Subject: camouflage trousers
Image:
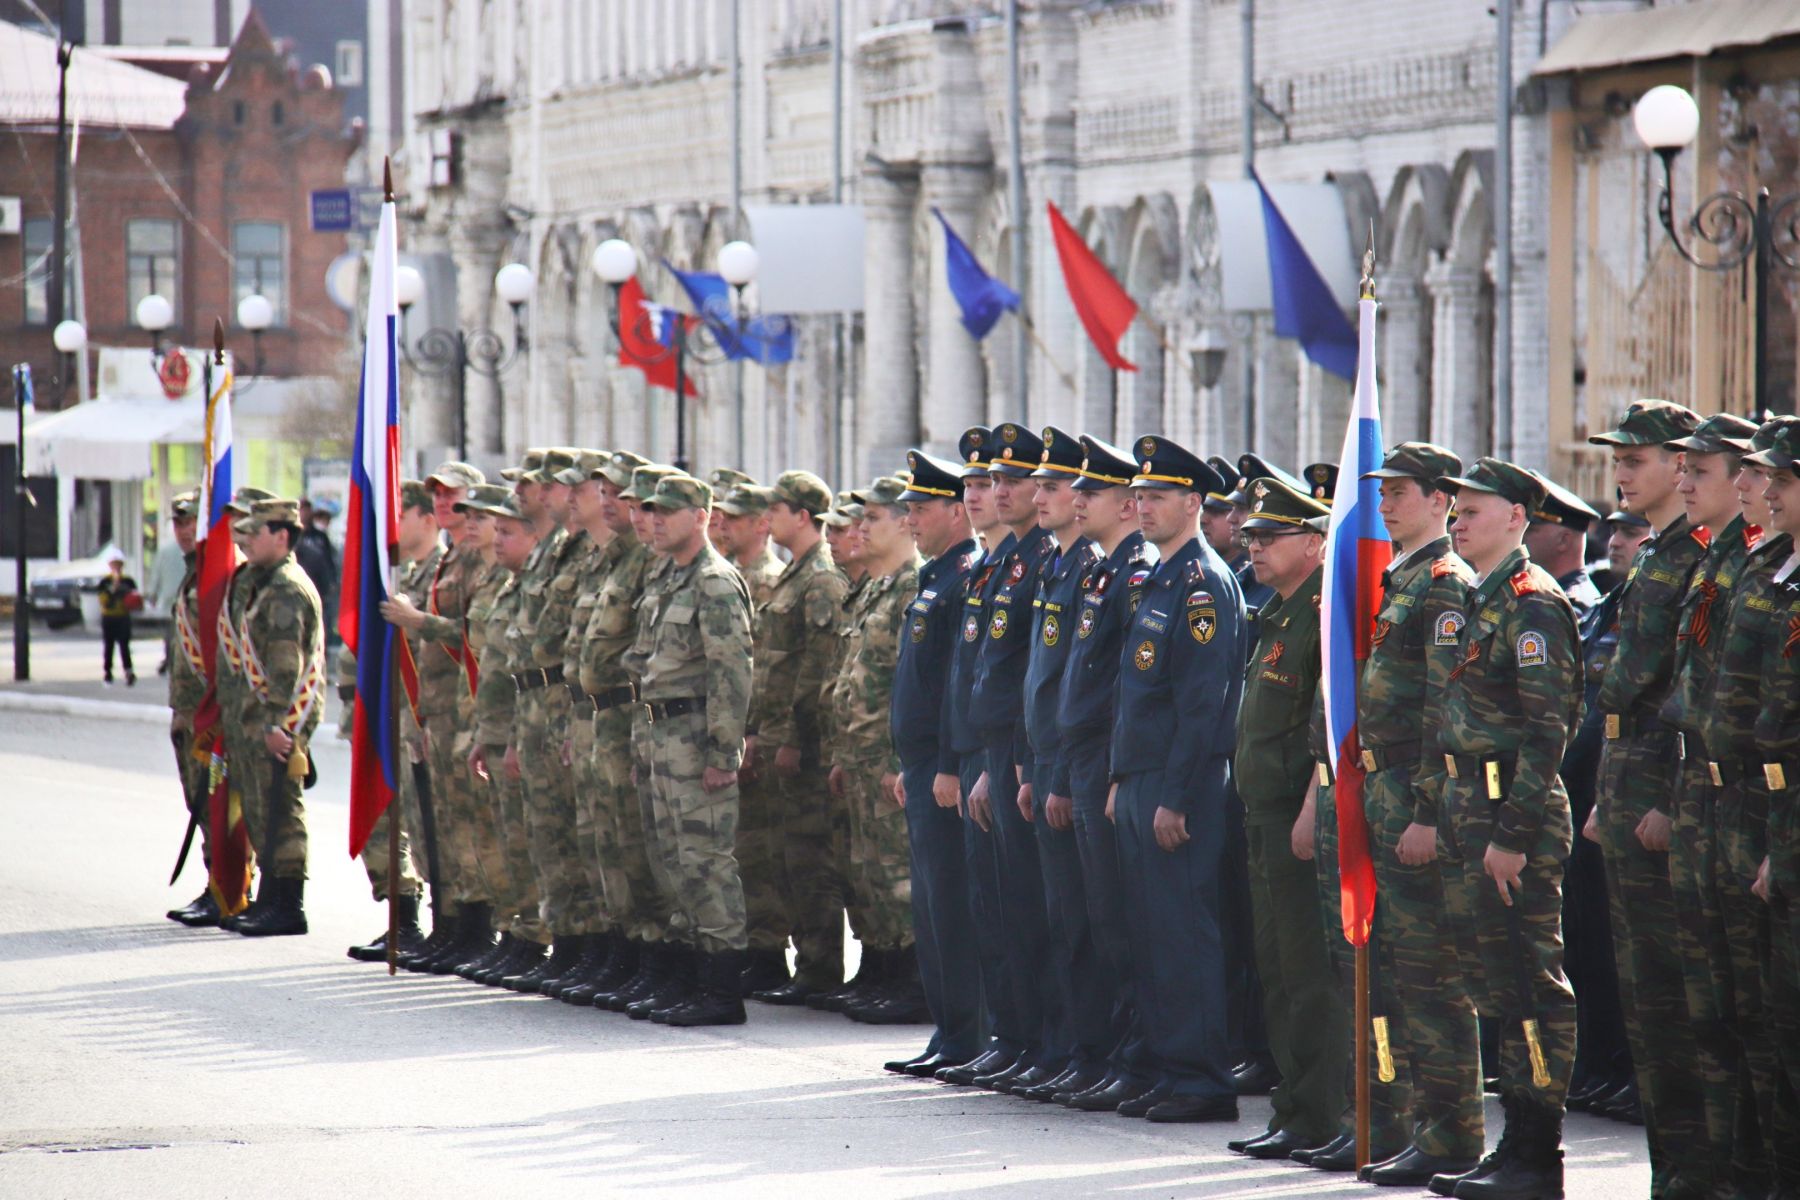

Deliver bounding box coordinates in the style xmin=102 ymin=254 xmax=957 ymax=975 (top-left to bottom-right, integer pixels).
xmin=228 ymin=728 xmax=309 ymax=880
xmin=843 ymin=751 xmax=912 ymax=952
xmin=1673 ymin=762 xmax=1776 ymax=1192
xmin=1364 ymin=764 xmax=1485 ymax=1160
xmin=1313 ymin=777 xmax=1412 ymax=1153
xmin=1764 ymin=783 xmax=1800 ymax=1193
xmin=783 ymin=762 xmax=848 ymax=987
xmin=735 ymin=748 xmax=792 ymax=953
xmin=426 ymin=714 xmax=507 ymax=912
xmin=630 ymin=708 xmax=747 ymax=954
xmin=482 ymin=753 xmax=547 ymax=944
xmin=170 ymin=723 xmax=212 ymax=865
xmin=1441 ymin=775 xmax=1575 ymax=1110
xmin=1597 ymin=734 xmax=1705 ymax=1186
xmin=560 ymin=714 xmax=611 ymax=936
xmin=514 ymin=689 xmax=588 ymax=937
xmin=357 ymin=729 xmax=425 ymax=902
xmin=593 ymin=703 xmax=671 ymax=943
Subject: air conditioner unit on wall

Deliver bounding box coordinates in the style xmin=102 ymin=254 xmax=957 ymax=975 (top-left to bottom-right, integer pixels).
xmin=0 ymin=197 xmax=20 ymax=236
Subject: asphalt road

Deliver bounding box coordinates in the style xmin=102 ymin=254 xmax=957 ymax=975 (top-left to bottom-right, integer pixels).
xmin=0 ymin=708 xmax=1652 ymax=1198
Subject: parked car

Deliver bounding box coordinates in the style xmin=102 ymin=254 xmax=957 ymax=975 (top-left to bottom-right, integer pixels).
xmin=29 ymin=553 xmax=123 ymax=629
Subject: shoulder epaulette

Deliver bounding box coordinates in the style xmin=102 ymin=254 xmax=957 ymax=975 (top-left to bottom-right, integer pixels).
xmin=1691 ymin=527 xmax=1712 ymax=549
xmin=1431 ymin=560 xmax=1457 ymax=578
xmin=1185 ymin=559 xmax=1204 ymax=584
xmin=1508 ymin=569 xmax=1537 ymax=597
xmin=1746 ymin=525 xmax=1763 ymax=552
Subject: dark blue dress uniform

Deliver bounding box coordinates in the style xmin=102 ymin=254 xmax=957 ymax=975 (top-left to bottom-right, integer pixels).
xmin=889 ymin=449 xmax=982 ymax=1069
xmin=968 ymin=421 xmax=1060 ymax=1083
xmin=1054 ymin=434 xmax=1156 ymax=1099
xmin=1020 ymin=426 xmax=1109 ymax=1090
xmin=1112 ymin=438 xmax=1247 ymax=1113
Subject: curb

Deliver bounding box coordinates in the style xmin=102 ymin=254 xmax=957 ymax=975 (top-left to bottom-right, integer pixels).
xmin=0 ymin=688 xmax=169 ymax=724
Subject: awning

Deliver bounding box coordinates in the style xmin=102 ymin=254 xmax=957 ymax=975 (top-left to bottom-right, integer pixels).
xmin=14 ymin=398 xmax=196 ymax=479
xmin=1535 ymin=0 xmax=1800 ymax=76
xmin=1204 ymin=181 xmax=1358 ymax=313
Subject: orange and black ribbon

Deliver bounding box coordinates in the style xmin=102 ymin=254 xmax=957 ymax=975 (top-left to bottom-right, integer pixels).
xmin=1684 ymin=580 xmax=1719 ymax=648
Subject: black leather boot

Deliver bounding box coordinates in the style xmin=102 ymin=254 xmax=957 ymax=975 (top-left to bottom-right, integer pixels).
xmin=628 ymin=945 xmax=697 ymax=1019
xmin=1451 ymin=1102 xmax=1562 ymax=1200
xmin=458 ymin=932 xmax=517 ymax=980
xmin=347 ymin=894 xmax=425 ymax=962
xmin=415 ymin=904 xmax=482 ymax=974
xmin=478 ymin=938 xmax=546 ymax=986
xmin=236 ymin=878 xmax=308 ymax=936
xmin=599 ymin=941 xmax=666 ymax=1011
xmin=737 ymin=947 xmax=791 ymax=997
xmin=506 ymin=937 xmax=579 ymax=993
xmin=540 ymin=934 xmax=603 ymax=998
xmin=219 ymin=873 xmax=275 ymax=932
xmin=436 ymin=904 xmax=499 ymax=975
xmin=658 ymin=950 xmax=749 ymax=1027
xmin=168 ymin=889 xmax=221 ymax=928
xmin=562 ymin=935 xmax=629 ymax=1005
xmin=397 ymin=895 xmax=458 ymax=971
xmin=1432 ymin=1094 xmax=1520 ymax=1197
xmin=845 ymin=947 xmax=930 ymax=1025
xmin=810 ymin=947 xmax=886 ymax=1012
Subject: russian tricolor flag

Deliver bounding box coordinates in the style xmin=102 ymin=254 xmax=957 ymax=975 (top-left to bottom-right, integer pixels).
xmin=1319 ymin=287 xmax=1392 ymax=947
xmin=340 ymin=194 xmax=403 ymax=858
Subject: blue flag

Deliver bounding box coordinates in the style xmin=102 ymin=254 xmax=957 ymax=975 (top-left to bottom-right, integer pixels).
xmin=933 ymin=208 xmax=1020 ymax=340
xmin=1253 ymin=171 xmax=1357 ymax=381
xmin=662 ymin=261 xmax=796 ymax=365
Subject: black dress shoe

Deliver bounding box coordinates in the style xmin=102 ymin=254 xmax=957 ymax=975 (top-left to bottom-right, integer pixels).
xmin=1293 ymin=1132 xmax=1353 ymax=1166
xmin=1232 ymin=1057 xmax=1282 ymax=1096
xmin=973 ymin=1058 xmax=1033 ymax=1092
xmin=1002 ymin=1064 xmax=1064 ymax=1096
xmin=906 ymin=1055 xmax=970 ymax=1079
xmin=751 ymin=978 xmax=825 ymax=1006
xmin=1364 ymin=1146 xmax=1481 ymax=1187
xmin=1064 ymin=1077 xmax=1148 ymax=1112
xmin=1309 ymin=1134 xmax=1405 ymax=1172
xmin=1028 ymin=1067 xmax=1103 ymax=1103
xmin=167 ymin=890 xmax=220 ymax=927
xmin=937 ymin=1050 xmax=1011 ymax=1086
xmin=1116 ymin=1085 xmax=1173 ymax=1118
xmin=1145 ymin=1095 xmax=1239 ymax=1123
xmin=1228 ymin=1127 xmax=1278 ymax=1154
xmin=884 ymin=1050 xmax=935 ymax=1075
xmin=1243 ymin=1129 xmax=1327 ymax=1160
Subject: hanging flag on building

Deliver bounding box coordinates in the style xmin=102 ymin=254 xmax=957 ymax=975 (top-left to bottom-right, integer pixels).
xmin=1320 ymin=261 xmax=1391 ymax=946
xmin=1254 ymin=169 xmax=1358 ymax=382
xmin=662 ymin=260 xmax=796 ymax=365
xmin=340 ymin=188 xmax=404 ymax=859
xmin=616 ymin=275 xmax=699 ymax=395
xmin=1046 ymin=199 xmax=1138 ymax=372
xmin=933 ymin=208 xmax=1020 ymax=340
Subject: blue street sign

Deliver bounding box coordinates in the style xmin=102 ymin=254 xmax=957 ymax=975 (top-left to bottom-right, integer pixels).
xmin=310 ymin=189 xmax=354 ymax=233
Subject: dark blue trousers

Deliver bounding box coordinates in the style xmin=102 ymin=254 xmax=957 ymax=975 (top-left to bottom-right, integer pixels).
xmin=985 ymin=733 xmax=1063 ymax=1064
xmin=902 ymin=757 xmax=983 ymax=1060
xmin=962 ymin=751 xmax=1023 ymax=1056
xmin=1115 ymin=767 xmax=1235 ymax=1098
xmin=1068 ymin=741 xmax=1153 ymax=1084
xmin=1036 ymin=753 xmax=1111 ymax=1073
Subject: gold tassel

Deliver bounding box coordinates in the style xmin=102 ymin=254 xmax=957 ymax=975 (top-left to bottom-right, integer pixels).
xmin=1372 ymin=1016 xmax=1396 ymax=1083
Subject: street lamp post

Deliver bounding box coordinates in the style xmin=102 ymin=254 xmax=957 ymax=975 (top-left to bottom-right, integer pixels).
xmin=1634 ymin=83 xmax=1800 ymax=415
xmin=393 ymin=263 xmax=533 ymax=461
xmin=233 ymin=292 xmax=274 ymax=391
xmin=13 ymin=320 xmax=84 ymax=681
xmin=136 ymin=293 xmax=174 ymax=366
xmin=590 ymin=238 xmax=765 ymax=473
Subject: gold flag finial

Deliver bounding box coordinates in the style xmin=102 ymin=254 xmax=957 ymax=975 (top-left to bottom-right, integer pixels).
xmin=1359 ymin=220 xmax=1377 ymax=301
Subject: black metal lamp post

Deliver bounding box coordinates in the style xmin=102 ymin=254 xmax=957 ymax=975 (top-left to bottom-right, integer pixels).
xmin=393 ymin=263 xmax=534 ymax=460
xmin=1635 ymin=83 xmax=1800 ymax=416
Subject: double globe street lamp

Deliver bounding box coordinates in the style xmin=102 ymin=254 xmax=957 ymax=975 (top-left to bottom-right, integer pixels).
xmin=133 ymin=290 xmax=275 ymax=392
xmin=590 ymin=237 xmax=769 ymax=473
xmin=1633 ymin=83 xmax=1800 ymax=415
xmin=394 ymin=261 xmax=534 ymax=460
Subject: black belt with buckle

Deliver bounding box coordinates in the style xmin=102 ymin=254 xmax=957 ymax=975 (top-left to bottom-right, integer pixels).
xmin=1763 ymin=760 xmax=1799 ymax=792
xmin=511 ymin=664 xmax=565 ymax=693
xmin=1704 ymin=756 xmax=1759 ymax=788
xmin=1359 ymin=743 xmax=1421 ymax=775
xmin=591 ymin=684 xmax=638 ymax=714
xmin=1443 ymin=752 xmax=1516 ymax=802
xmin=1602 ymin=710 xmax=1670 ymax=741
xmin=642 ymin=696 xmax=704 ymax=724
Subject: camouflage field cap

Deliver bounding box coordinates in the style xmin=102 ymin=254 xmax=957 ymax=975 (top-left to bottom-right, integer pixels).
xmin=501 ymin=448 xmax=548 ymax=482
xmin=1031 ymin=426 xmax=1085 ymax=479
xmin=426 ymin=461 xmax=485 ymax=491
xmin=716 ymin=483 xmax=776 ymax=516
xmin=1438 ymin=457 xmax=1547 ymax=511
xmin=170 ymin=491 xmax=199 ymax=520
xmin=225 ymin=485 xmax=276 ymax=516
xmin=1528 ymin=471 xmax=1602 ymax=532
xmin=709 ymin=467 xmax=755 ymax=492
xmin=1131 ymin=435 xmax=1223 ymax=495
xmin=988 ymin=422 xmax=1045 ymax=477
xmin=1362 ymin=441 xmax=1463 ymax=486
xmin=558 ymin=449 xmax=609 ymax=485
xmin=1238 ymin=476 xmax=1330 ymax=532
xmin=772 ymin=469 xmax=832 ymax=515
xmin=959 ymin=426 xmax=993 ymax=477
xmin=1742 ymin=416 xmax=1800 ymax=473
xmin=530 ymin=447 xmax=580 ymax=485
xmin=1304 ymin=462 xmax=1339 ymax=502
xmin=399 ymin=479 xmax=433 ymax=512
xmin=598 ymin=450 xmax=649 ymax=487
xmin=899 ymin=451 xmax=965 ymax=502
xmin=860 ymin=475 xmax=910 ymax=510
xmin=454 ymin=483 xmax=517 ymax=517
xmin=820 ymin=490 xmax=865 ymax=528
xmin=1588 ymin=399 xmax=1700 ymax=447
xmin=644 ymin=474 xmax=713 ymax=512
xmin=1666 ymin=412 xmax=1759 ymax=456
xmin=233 ymin=497 xmax=301 ymax=534
xmin=1226 ymin=453 xmax=1305 ymax=506
xmin=624 ymin=464 xmax=681 ymax=503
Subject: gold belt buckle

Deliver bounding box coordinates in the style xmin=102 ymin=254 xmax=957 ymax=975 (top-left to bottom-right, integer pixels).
xmin=1360 ymin=749 xmax=1378 ymax=772
xmin=1708 ymin=761 xmax=1724 ymax=788
xmin=1444 ymin=753 xmax=1460 ymax=779
xmin=1766 ymin=763 xmax=1788 ymax=791
xmin=1484 ymin=759 xmax=1503 ymax=802
xmin=1316 ymin=762 xmax=1331 ymax=787
xmin=1604 ymin=713 xmax=1622 ymax=739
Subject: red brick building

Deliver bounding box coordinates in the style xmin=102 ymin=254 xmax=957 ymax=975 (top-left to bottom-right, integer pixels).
xmin=0 ymin=10 xmax=358 ymax=406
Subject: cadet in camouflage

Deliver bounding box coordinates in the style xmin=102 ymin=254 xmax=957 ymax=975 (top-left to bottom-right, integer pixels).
xmin=164 ymin=493 xmax=220 ymax=928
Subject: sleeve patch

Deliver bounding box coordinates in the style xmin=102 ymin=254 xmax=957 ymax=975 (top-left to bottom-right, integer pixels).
xmin=1434 ymin=611 xmax=1465 ymax=645
xmin=1516 ymin=630 xmax=1548 ymax=666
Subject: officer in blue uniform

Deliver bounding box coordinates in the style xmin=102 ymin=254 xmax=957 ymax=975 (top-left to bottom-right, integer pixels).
xmin=966 ymin=421 xmax=1063 ymax=1095
xmin=1054 ymin=434 xmax=1159 ymax=1112
xmin=884 ymin=449 xmax=982 ymax=1078
xmin=1019 ymin=426 xmax=1109 ymax=1102
xmin=1109 ymin=435 xmax=1247 ymax=1122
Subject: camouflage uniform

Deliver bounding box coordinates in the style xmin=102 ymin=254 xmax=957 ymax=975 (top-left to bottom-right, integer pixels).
xmin=474 ymin=565 xmax=547 ymax=945
xmin=1358 ymin=532 xmax=1485 ymax=1161
xmin=414 ymin=530 xmax=491 ymax=912
xmin=1754 ymin=556 xmax=1800 ymax=1199
xmin=233 ymin=550 xmax=326 ymax=879
xmin=623 ymin=513 xmax=754 ymax=954
xmin=460 ymin=556 xmax=521 ymax=932
xmin=168 ymin=549 xmax=210 ymax=861
xmin=832 ymin=551 xmax=918 ymax=953
xmin=735 ymin=536 xmax=796 ymax=959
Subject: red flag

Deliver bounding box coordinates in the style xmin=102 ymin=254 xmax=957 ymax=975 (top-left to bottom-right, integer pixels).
xmin=1046 ymin=200 xmax=1138 ymax=372
xmin=618 ymin=276 xmax=698 ymax=396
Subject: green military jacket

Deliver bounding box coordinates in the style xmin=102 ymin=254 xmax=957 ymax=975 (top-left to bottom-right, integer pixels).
xmin=1597 ymin=513 xmax=1710 ymax=727
xmin=238 ymin=555 xmax=326 ymax=747
xmin=1236 ymin=566 xmax=1323 ymax=827
xmin=528 ymin=528 xmax=589 ymax=671
xmin=739 ymin=542 xmax=786 ymax=612
xmin=1438 ymin=546 xmax=1580 ymax=855
xmin=748 ymin=539 xmax=847 ymax=754
xmin=1666 ymin=515 xmax=1756 ymax=740
xmin=624 ymin=543 xmax=754 ymax=773
xmin=831 ymin=554 xmax=921 ymax=768
xmin=169 ymin=552 xmax=207 ymax=717
xmin=215 ymin=560 xmax=262 ymax=726
xmin=1358 ymin=536 xmax=1474 ymax=825
xmin=474 ymin=568 xmax=522 ymax=749
xmin=458 ymin=558 xmax=507 ymax=732
xmin=414 ymin=535 xmax=482 ymax=720
xmin=561 ymin=531 xmax=616 ymax=685
xmin=1698 ymin=532 xmax=1791 ymax=766
xmin=576 ymin=535 xmax=652 ymax=695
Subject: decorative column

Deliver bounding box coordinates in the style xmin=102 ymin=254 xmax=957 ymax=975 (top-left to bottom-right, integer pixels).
xmin=1378 ymin=283 xmax=1431 ymax=444
xmin=858 ymin=162 xmax=921 ymax=483
xmin=1425 ymin=259 xmax=1492 ymax=464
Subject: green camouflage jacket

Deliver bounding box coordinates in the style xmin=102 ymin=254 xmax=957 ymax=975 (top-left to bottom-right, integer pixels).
xmin=414 ymin=535 xmax=483 ymax=720
xmin=739 ymin=542 xmax=786 ymax=611
xmin=576 ymin=535 xmax=652 ymax=695
xmin=1437 ymin=546 xmax=1579 ymax=855
xmin=1358 ymin=536 xmax=1474 ymax=824
xmin=459 ymin=558 xmax=509 ymax=730
xmin=529 ymin=528 xmax=590 ymax=671
xmin=1698 ymin=533 xmax=1791 ymax=765
xmin=216 ymin=561 xmax=266 ymax=726
xmin=1666 ymin=515 xmax=1757 ymax=739
xmin=624 ymin=543 xmax=754 ymax=772
xmin=238 ymin=555 xmax=326 ymax=746
xmin=168 ymin=551 xmax=206 ymax=716
xmin=474 ymin=571 xmax=523 ymax=748
xmin=748 ymin=539 xmax=847 ymax=752
xmin=830 ymin=555 xmax=920 ymax=767
xmin=561 ymin=531 xmax=616 ymax=684
xmin=1597 ymin=513 xmax=1710 ymax=722
xmin=1752 ymin=555 xmax=1800 ymax=772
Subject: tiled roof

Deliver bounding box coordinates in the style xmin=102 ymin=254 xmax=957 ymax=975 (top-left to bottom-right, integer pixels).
xmin=0 ymin=21 xmax=188 ymax=129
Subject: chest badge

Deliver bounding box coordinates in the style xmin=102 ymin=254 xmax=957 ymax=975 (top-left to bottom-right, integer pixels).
xmin=1078 ymin=607 xmax=1097 ymax=639
xmin=1134 ymin=639 xmax=1156 ymax=670
xmin=989 ymin=609 xmax=1009 ymax=639
xmin=1261 ymin=640 xmax=1285 ymax=667
xmin=962 ymin=614 xmax=980 ymax=642
xmin=910 ymin=616 xmax=926 ymax=643
xmin=1042 ymin=614 xmax=1060 ymax=646
xmin=1008 ymin=559 xmax=1026 ymax=585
